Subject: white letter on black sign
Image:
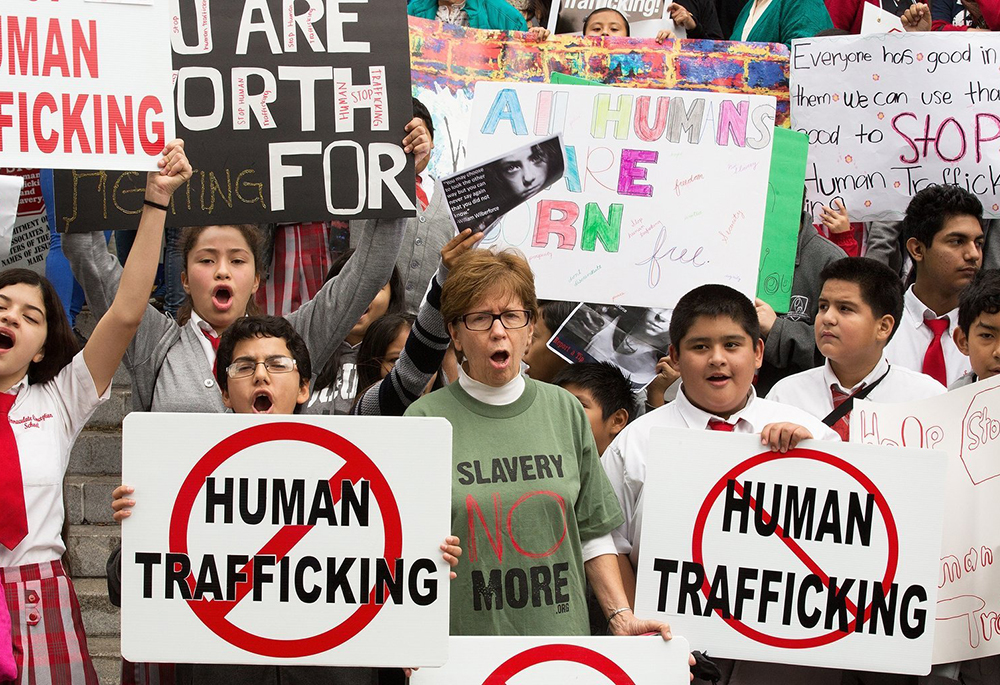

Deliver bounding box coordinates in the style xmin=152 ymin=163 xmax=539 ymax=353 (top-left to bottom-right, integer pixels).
xmin=278 ymin=66 xmax=333 ymax=132
xmin=170 ymin=0 xmax=213 ymax=54
xmin=270 ymin=142 xmax=321 ymax=211
xmin=283 ymin=0 xmax=326 ymax=52
xmin=326 ymin=0 xmax=369 ymax=53
xmin=232 ymin=68 xmax=278 ymax=130
xmin=324 ymin=141 xmax=365 ymax=214
xmin=176 ymin=67 xmax=224 ymax=131
xmin=334 ymin=66 xmax=389 ymax=133
xmin=237 ymin=0 xmax=282 ymax=55
xmin=368 ymin=142 xmax=414 ymax=211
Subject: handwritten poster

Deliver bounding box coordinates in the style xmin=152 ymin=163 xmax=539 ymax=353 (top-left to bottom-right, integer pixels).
xmin=0 ymin=0 xmax=174 ymax=170
xmin=636 ymin=430 xmax=946 ymax=673
xmin=54 ymin=0 xmax=414 ymax=232
xmin=852 ymin=375 xmax=1000 ymax=664
xmin=465 ymin=81 xmax=775 ymax=308
xmin=0 ymin=169 xmax=49 ymax=274
xmin=790 ymin=33 xmax=1000 ymax=222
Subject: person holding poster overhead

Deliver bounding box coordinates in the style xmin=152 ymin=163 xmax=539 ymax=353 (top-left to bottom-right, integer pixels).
xmin=0 ymin=141 xmax=192 ymax=685
xmin=403 ymin=249 xmax=681 ymax=645
xmin=730 ymin=0 xmax=833 ymax=46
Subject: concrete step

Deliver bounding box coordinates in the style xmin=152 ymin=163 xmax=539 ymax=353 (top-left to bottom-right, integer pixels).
xmin=65 ymin=476 xmax=121 ymax=525
xmin=66 ymin=524 xmax=120 ymax=578
xmin=69 ymin=429 xmax=122 ymax=476
xmin=86 ymin=635 xmax=120 ymax=685
xmin=75 ymin=577 xmax=119 ymax=638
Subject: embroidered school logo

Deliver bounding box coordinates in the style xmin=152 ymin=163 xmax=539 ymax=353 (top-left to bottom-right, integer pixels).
xmin=785 ymin=296 xmax=809 ymax=322
xmin=10 ymin=413 xmax=53 ymax=430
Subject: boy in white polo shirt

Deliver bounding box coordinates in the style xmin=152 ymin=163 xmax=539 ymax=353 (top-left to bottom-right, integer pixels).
xmin=952 ymin=268 xmax=1000 ymax=389
xmin=768 ymin=258 xmax=946 ymax=439
xmin=885 ymin=185 xmax=984 ymax=386
xmin=602 ymin=284 xmax=840 ymax=685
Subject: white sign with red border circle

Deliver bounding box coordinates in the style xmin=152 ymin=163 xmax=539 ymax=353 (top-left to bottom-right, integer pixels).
xmin=121 ymin=413 xmax=452 ymax=667
xmin=634 ymin=430 xmax=946 ymax=674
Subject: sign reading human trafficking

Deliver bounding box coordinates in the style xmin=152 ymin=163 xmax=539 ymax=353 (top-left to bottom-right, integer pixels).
xmin=120 ymin=414 xmax=452 ymax=666
xmin=0 ymin=0 xmax=175 ymax=170
xmin=411 ymin=636 xmax=691 ymax=685
xmin=54 ymin=0 xmax=415 ymax=232
xmin=634 ymin=429 xmax=946 ymax=674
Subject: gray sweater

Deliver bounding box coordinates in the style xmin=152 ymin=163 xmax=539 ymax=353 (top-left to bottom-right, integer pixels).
xmin=63 ymin=218 xmax=405 ymax=412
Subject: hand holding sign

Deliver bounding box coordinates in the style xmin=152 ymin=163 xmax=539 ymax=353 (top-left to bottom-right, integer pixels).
xmin=145 ymin=139 xmax=193 ymax=207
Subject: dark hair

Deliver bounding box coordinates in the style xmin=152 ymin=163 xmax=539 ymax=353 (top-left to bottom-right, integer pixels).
xmin=902 ymin=185 xmax=983 ymax=249
xmin=553 ymin=361 xmax=638 ymax=423
xmin=820 ymin=257 xmax=904 ymax=338
xmin=412 ymin=97 xmax=434 ymax=143
xmin=958 ymin=268 xmax=1000 ymax=334
xmin=354 ymin=313 xmax=414 ymax=400
xmin=483 ymin=140 xmax=564 ymax=207
xmin=538 ymin=300 xmax=577 ymax=333
xmin=815 ymin=28 xmax=850 ymax=36
xmin=669 ymin=284 xmax=760 ymax=350
xmin=583 ymin=8 xmax=630 ymax=35
xmin=0 ymin=269 xmax=78 ymax=385
xmin=215 ymin=316 xmax=311 ymax=393
xmin=176 ymin=224 xmax=266 ymax=325
xmin=313 ymin=249 xmax=404 ymax=391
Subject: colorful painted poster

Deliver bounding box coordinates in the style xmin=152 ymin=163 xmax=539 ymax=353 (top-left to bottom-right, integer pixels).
xmin=409 ymin=17 xmax=790 ymax=180
xmin=851 ymin=375 xmax=1000 ymax=664
xmin=464 ymin=81 xmax=775 ymax=308
xmin=0 ymin=169 xmax=50 ymax=274
xmin=790 ymin=33 xmax=1000 ymax=222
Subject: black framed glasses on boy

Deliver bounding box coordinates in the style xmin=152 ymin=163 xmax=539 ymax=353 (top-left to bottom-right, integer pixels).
xmin=459 ymin=310 xmax=531 ymax=331
xmin=226 ymin=356 xmax=297 ymax=379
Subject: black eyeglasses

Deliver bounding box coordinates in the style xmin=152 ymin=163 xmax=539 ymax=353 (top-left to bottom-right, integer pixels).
xmin=458 ymin=310 xmax=531 ymax=331
xmin=226 ymin=356 xmax=297 ymax=379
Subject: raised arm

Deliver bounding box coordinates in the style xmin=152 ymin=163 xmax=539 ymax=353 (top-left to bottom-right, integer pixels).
xmin=82 ymin=141 xmax=192 ymax=395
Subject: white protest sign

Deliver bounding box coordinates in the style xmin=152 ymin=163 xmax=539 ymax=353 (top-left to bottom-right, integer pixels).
xmin=852 ymin=375 xmax=1000 ymax=664
xmin=634 ymin=430 xmax=946 ymax=674
xmin=0 ymin=176 xmax=24 ymax=254
xmin=860 ymin=3 xmax=906 ymax=35
xmin=0 ymin=169 xmax=49 ymax=273
xmin=121 ymin=414 xmax=452 ymax=666
xmin=0 ymin=0 xmax=174 ymax=170
xmin=411 ymin=636 xmax=692 ymax=685
xmin=466 ymin=82 xmax=776 ymax=309
xmin=790 ymin=33 xmax=1000 ymax=222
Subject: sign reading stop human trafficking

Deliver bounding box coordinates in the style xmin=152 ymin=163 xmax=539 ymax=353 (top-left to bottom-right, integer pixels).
xmin=120 ymin=414 xmax=452 ymax=667
xmin=634 ymin=430 xmax=947 ymax=674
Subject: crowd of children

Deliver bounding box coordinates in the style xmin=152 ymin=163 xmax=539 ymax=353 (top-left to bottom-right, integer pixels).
xmin=2 ymin=2 xmax=999 ymax=685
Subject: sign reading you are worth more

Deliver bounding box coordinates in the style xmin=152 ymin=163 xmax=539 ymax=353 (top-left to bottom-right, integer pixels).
xmin=121 ymin=414 xmax=451 ymax=666
xmin=634 ymin=430 xmax=946 ymax=674
xmin=790 ymin=33 xmax=1000 ymax=222
xmin=466 ymin=82 xmax=776 ymax=310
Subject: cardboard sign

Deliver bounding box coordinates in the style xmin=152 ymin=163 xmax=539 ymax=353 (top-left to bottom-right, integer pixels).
xmin=634 ymin=430 xmax=946 ymax=674
xmin=54 ymin=0 xmax=414 ymax=232
xmin=464 ymin=81 xmax=775 ymax=309
xmin=120 ymin=414 xmax=452 ymax=667
xmin=790 ymin=33 xmax=1000 ymax=222
xmin=852 ymin=375 xmax=1000 ymax=664
xmin=547 ymin=1 xmax=684 ymax=39
xmin=411 ymin=636 xmax=692 ymax=685
xmin=0 ymin=169 xmax=49 ymax=273
xmin=0 ymin=0 xmax=174 ymax=170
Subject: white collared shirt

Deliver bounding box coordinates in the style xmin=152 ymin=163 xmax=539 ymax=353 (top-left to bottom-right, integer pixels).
xmin=602 ymin=385 xmax=839 ymax=567
xmin=767 ymin=354 xmax=946 ymax=423
xmin=417 ymin=170 xmax=436 ymax=205
xmin=189 ymin=311 xmax=219 ymax=370
xmin=885 ymin=286 xmax=971 ymax=386
xmin=0 ymin=352 xmax=110 ymax=567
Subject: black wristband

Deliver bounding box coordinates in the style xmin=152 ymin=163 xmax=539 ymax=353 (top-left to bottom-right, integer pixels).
xmin=143 ymin=198 xmax=169 ymax=212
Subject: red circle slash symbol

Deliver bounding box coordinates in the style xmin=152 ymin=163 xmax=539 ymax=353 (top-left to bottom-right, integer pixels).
xmin=482 ymin=644 xmax=635 ymax=685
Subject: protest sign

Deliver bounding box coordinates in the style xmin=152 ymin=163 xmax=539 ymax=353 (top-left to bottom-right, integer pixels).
xmin=465 ymin=81 xmax=775 ymax=308
xmin=0 ymin=177 xmax=23 ymax=255
xmin=54 ymin=0 xmax=414 ymax=232
xmin=0 ymin=169 xmax=49 ymax=273
xmin=861 ymin=3 xmax=906 ymax=34
xmin=442 ymin=135 xmax=566 ymax=233
xmin=852 ymin=375 xmax=1000 ymax=663
xmin=411 ymin=636 xmax=691 ymax=685
xmin=547 ymin=302 xmax=670 ymax=390
xmin=756 ymin=128 xmax=808 ymax=313
xmin=120 ymin=413 xmax=452 ymax=666
xmin=790 ymin=33 xmax=1000 ymax=222
xmin=634 ymin=430 xmax=946 ymax=673
xmin=409 ymin=17 xmax=791 ymax=181
xmin=0 ymin=0 xmax=174 ymax=170
xmin=547 ymin=1 xmax=683 ymax=39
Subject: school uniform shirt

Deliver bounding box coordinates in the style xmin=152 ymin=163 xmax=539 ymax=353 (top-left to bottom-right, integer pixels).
xmin=884 ymin=286 xmax=972 ymax=387
xmin=0 ymin=352 xmax=110 ymax=568
xmin=766 ymin=354 xmax=946 ymax=429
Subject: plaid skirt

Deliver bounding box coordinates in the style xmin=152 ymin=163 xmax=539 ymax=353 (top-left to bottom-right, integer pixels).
xmin=1 ymin=560 xmax=98 ymax=685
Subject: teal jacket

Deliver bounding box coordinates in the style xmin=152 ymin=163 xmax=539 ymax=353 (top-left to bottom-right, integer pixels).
xmin=407 ymin=0 xmax=529 ymax=31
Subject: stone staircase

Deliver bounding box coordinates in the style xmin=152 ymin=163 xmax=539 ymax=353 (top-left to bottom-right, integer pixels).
xmin=66 ymin=310 xmax=129 ymax=685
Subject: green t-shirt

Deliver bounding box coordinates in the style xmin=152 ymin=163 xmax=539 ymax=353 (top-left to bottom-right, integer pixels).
xmin=405 ymin=378 xmax=624 ymax=636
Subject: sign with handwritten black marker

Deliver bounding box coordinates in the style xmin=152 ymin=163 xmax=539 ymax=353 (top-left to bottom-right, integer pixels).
xmin=53 ymin=0 xmax=414 ymax=232
xmin=465 ymin=82 xmax=776 ymax=309
xmin=791 ymin=33 xmax=1000 ymax=222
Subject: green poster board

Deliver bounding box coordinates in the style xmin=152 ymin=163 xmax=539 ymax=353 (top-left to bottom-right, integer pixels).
xmin=549 ymin=72 xmax=603 ymax=86
xmin=756 ymin=128 xmax=808 ymax=313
